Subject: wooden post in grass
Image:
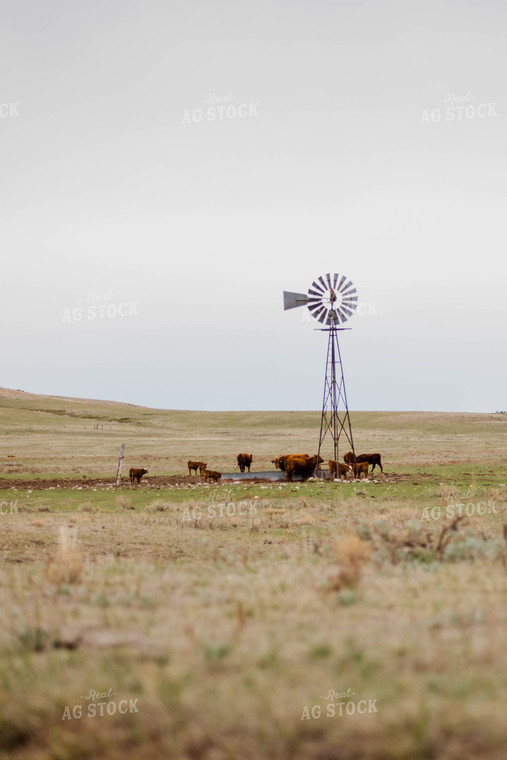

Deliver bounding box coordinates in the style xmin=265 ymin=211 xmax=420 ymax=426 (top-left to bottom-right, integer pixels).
xmin=116 ymin=444 xmax=125 ymax=486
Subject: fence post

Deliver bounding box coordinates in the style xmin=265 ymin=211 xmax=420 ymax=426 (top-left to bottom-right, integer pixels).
xmin=116 ymin=444 xmax=125 ymax=486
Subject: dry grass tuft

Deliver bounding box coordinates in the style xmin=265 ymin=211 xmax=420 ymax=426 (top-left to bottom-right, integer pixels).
xmin=296 ymin=515 xmax=315 ymax=525
xmin=435 ymin=514 xmax=467 ymax=559
xmin=45 ymin=525 xmax=84 ymax=586
xmin=116 ymin=494 xmax=132 ymax=511
xmin=326 ymin=535 xmax=372 ymax=591
xmin=145 ymin=499 xmax=170 ymax=512
xmin=502 ymin=521 xmax=507 ymax=568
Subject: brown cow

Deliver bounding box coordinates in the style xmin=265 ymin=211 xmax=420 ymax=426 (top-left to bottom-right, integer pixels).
xmin=129 ymin=467 xmax=148 ymax=486
xmin=357 ymin=453 xmax=383 ymax=473
xmin=202 ymin=469 xmax=221 ymax=483
xmin=237 ymin=453 xmax=253 ymax=473
xmin=329 ymin=460 xmax=353 ymax=481
xmin=272 ymin=454 xmax=311 ymax=472
xmin=188 ymin=460 xmax=207 ymax=476
xmin=344 ymin=451 xmax=383 ymax=473
xmin=284 ymin=455 xmax=323 ymax=482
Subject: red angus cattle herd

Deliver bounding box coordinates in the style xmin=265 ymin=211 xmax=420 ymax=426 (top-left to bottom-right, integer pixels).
xmin=128 ymin=450 xmax=384 ymax=485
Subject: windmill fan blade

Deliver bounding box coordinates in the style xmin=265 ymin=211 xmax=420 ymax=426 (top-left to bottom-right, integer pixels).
xmin=283 ymin=291 xmax=309 ymax=310
xmin=314 ymin=306 xmax=327 ymax=322
xmin=342 ymin=297 xmax=358 ymax=309
xmin=325 ymin=273 xmax=332 ymax=289
xmin=310 ymin=280 xmax=325 ymax=295
xmin=337 ymin=275 xmax=346 ymax=291
xmin=341 ymin=284 xmax=356 ymax=298
xmin=317 ymin=309 xmax=328 ymax=323
xmin=318 ymin=275 xmax=327 ymax=290
xmin=332 ymin=273 xmax=338 ymax=288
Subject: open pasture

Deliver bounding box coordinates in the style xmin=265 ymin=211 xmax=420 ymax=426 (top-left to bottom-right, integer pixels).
xmin=1 ymin=389 xmax=507 ymax=759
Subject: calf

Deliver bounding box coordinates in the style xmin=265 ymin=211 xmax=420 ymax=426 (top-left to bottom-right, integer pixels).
xmin=237 ymin=453 xmax=253 ymax=473
xmin=202 ymin=469 xmax=221 ymax=483
xmin=329 ymin=460 xmax=353 ymax=481
xmin=188 ymin=460 xmax=207 ymax=476
xmin=354 ymin=461 xmax=369 ymax=479
xmin=129 ymin=467 xmax=148 ymax=486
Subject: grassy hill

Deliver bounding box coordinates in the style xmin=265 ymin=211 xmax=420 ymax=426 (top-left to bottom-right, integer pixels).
xmin=1 ymin=388 xmax=506 ymax=481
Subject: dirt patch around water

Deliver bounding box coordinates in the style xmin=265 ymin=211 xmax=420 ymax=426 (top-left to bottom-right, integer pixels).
xmin=0 ymin=471 xmax=434 ymax=490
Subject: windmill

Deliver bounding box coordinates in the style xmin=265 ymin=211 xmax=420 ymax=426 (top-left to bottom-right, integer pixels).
xmin=283 ymin=273 xmax=358 ymax=474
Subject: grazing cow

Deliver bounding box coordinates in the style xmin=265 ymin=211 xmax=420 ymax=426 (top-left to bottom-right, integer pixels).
xmin=354 ymin=461 xmax=369 ymax=479
xmin=357 ymin=453 xmax=383 ymax=473
xmin=188 ymin=460 xmax=207 ymax=476
xmin=344 ymin=451 xmax=383 ymax=473
xmin=329 ymin=460 xmax=353 ymax=481
xmin=284 ymin=455 xmax=323 ymax=482
xmin=202 ymin=469 xmax=221 ymax=483
xmin=237 ymin=453 xmax=253 ymax=473
xmin=129 ymin=467 xmax=148 ymax=486
xmin=272 ymin=454 xmax=311 ymax=472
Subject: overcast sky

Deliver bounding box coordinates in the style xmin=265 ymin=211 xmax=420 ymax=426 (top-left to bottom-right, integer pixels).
xmin=1 ymin=0 xmax=506 ymax=412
